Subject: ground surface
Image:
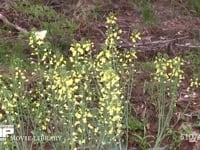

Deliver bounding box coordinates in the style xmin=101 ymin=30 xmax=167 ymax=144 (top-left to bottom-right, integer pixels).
xmin=0 ymin=0 xmax=200 ymax=150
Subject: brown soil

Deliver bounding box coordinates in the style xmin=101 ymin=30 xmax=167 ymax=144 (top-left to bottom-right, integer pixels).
xmin=1 ymin=0 xmax=200 ymax=150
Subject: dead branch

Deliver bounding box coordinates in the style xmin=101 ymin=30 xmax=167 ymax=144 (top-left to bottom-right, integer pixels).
xmin=0 ymin=13 xmax=27 ymax=33
xmin=120 ymin=36 xmax=189 ymax=47
xmin=175 ymin=43 xmax=200 ymax=49
xmin=119 ymin=36 xmax=200 ymax=51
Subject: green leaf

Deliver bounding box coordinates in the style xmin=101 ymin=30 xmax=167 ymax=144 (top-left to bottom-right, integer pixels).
xmin=181 ymin=124 xmax=191 ymax=134
xmin=128 ymin=116 xmax=144 ymax=130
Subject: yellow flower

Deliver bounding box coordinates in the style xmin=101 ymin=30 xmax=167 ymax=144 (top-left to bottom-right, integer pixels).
xmin=77 ymin=47 xmax=84 ymax=55
xmin=105 ymin=50 xmax=111 ymax=58
xmin=66 ymin=79 xmax=73 ymax=86
xmin=75 ymin=112 xmax=81 ymax=119
xmin=135 ymin=32 xmax=141 ymax=40
xmin=42 ymin=125 xmax=46 ymax=130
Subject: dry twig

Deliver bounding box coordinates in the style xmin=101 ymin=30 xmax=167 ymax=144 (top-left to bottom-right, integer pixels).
xmin=0 ymin=13 xmax=27 ymax=33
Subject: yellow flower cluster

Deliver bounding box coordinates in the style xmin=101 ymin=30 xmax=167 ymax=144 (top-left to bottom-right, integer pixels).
xmin=29 ymin=30 xmax=70 ymax=134
xmin=131 ymin=32 xmax=141 ymax=44
xmin=118 ymin=49 xmax=137 ymax=74
xmin=69 ymin=40 xmax=94 ymax=65
xmin=154 ymin=56 xmax=184 ymax=86
xmin=29 ymin=30 xmax=47 ymax=48
xmin=190 ymin=78 xmax=200 ymax=88
xmin=0 ymin=67 xmax=28 ymax=128
xmin=100 ymin=13 xmax=138 ymax=76
xmin=106 ymin=14 xmax=117 ymax=25
xmin=98 ymin=68 xmax=123 ymax=139
xmin=105 ymin=14 xmax=122 ymax=49
xmin=0 ymin=14 xmax=140 ymax=149
xmin=34 ymin=39 xmax=97 ymax=146
xmin=94 ymin=14 xmax=138 ymax=143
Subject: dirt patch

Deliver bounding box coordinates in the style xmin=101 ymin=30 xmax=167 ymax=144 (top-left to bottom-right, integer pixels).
xmin=1 ymin=0 xmax=200 ymax=149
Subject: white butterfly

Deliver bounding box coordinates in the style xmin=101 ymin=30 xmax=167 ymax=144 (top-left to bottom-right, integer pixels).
xmin=34 ymin=30 xmax=47 ymax=41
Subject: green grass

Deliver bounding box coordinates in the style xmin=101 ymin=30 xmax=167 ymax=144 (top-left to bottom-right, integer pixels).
xmin=189 ymin=0 xmax=200 ymax=14
xmin=140 ymin=0 xmax=159 ymax=26
xmin=11 ymin=0 xmax=78 ymax=57
xmin=185 ymin=50 xmax=200 ymax=78
xmin=1 ymin=1 xmax=200 ymax=149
